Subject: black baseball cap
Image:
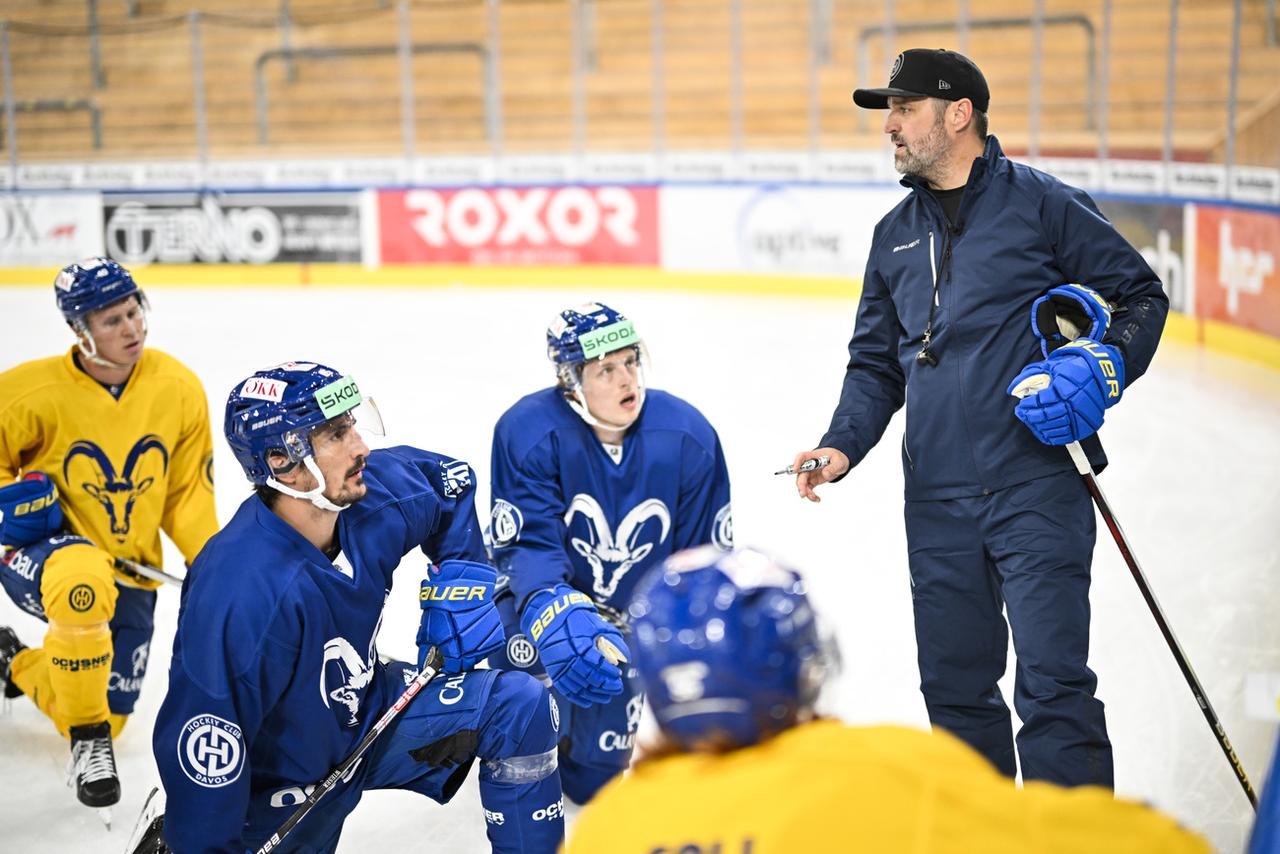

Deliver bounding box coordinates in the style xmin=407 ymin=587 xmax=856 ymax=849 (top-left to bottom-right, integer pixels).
xmin=853 ymin=48 xmax=990 ymax=112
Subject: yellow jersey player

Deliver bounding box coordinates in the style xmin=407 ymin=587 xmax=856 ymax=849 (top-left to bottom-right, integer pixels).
xmin=0 ymin=257 xmax=217 ymax=824
xmin=565 ymin=546 xmax=1212 ymax=854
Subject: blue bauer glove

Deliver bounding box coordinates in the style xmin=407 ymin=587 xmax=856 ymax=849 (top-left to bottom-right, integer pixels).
xmin=1008 ymin=338 xmax=1126 ymax=445
xmin=1031 ymin=283 xmax=1113 ymax=357
xmin=0 ymin=472 xmax=64 ymax=549
xmin=417 ymin=560 xmax=505 ymax=673
xmin=521 ymin=583 xmax=630 ymax=708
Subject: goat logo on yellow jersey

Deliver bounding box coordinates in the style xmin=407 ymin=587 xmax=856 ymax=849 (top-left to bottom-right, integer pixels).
xmin=62 ymin=434 xmax=169 ymax=541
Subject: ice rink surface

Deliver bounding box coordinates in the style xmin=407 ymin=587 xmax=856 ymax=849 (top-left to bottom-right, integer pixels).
xmin=0 ymin=284 xmax=1277 ymax=853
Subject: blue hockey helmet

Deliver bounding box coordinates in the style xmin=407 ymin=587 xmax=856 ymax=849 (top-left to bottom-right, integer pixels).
xmin=54 ymin=256 xmax=147 ymax=329
xmin=54 ymin=256 xmax=150 ymax=367
xmin=546 ymin=302 xmax=642 ymax=369
xmin=629 ymin=545 xmax=833 ymax=751
xmin=224 ymin=361 xmax=380 ymax=509
xmin=546 ymin=302 xmax=647 ymax=431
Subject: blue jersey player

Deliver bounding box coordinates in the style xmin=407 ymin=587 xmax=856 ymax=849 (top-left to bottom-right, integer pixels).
xmin=149 ymin=362 xmax=564 ymax=854
xmin=487 ymin=303 xmax=733 ymax=803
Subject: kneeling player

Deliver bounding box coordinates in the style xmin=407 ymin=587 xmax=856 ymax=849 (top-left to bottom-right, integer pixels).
xmin=151 ymin=362 xmax=562 ymax=853
xmin=0 ymin=257 xmax=217 ymax=823
xmin=486 ymin=302 xmax=732 ymax=804
xmin=565 ymin=546 xmax=1212 ymax=853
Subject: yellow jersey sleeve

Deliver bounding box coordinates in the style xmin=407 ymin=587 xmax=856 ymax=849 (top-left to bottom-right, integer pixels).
xmin=0 ymin=357 xmax=55 ymax=483
xmin=0 ymin=349 xmax=218 ymax=580
xmin=564 ymin=720 xmax=1211 ymax=854
xmin=157 ymin=356 xmax=218 ymax=566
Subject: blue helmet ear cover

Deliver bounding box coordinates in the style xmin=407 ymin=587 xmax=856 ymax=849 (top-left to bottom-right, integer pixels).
xmin=629 ymin=546 xmax=826 ymax=751
xmin=223 ymin=362 xmax=362 ymax=484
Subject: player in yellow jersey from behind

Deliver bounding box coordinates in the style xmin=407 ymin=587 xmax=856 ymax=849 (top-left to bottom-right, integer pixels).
xmin=0 ymin=258 xmax=217 ymax=824
xmin=565 ymin=545 xmax=1211 ymax=854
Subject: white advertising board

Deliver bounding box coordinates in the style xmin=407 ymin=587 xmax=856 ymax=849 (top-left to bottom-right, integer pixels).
xmin=0 ymin=193 xmax=104 ymax=266
xmin=660 ymin=184 xmax=906 ymax=276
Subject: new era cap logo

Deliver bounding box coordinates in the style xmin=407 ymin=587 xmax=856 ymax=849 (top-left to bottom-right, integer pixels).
xmin=938 ymin=79 xmax=951 ymax=90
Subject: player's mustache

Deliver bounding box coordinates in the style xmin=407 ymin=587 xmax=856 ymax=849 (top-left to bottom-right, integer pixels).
xmin=346 ymin=457 xmax=367 ymax=478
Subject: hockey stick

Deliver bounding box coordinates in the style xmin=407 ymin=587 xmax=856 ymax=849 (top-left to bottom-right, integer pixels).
xmin=114 ymin=557 xmax=183 ymax=588
xmin=122 ymin=787 xmax=165 ymax=854
xmin=256 ymin=646 xmax=446 ymax=853
xmin=1012 ymin=375 xmax=1257 ymax=809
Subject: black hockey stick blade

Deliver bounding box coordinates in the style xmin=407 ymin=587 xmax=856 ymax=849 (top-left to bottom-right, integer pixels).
xmin=123 ymin=787 xmax=168 ymax=854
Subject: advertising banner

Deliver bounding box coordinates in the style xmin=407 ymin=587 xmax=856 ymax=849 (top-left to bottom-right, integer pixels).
xmin=378 ymin=186 xmax=659 ymax=265
xmin=0 ymin=193 xmax=103 ymax=266
xmin=1096 ymin=197 xmax=1190 ymax=313
xmin=660 ymin=184 xmax=904 ymax=277
xmin=1194 ymin=203 xmax=1280 ymax=338
xmin=102 ymin=192 xmax=363 ymax=265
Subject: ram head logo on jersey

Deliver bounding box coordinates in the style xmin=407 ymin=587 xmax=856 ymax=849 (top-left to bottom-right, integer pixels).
xmin=320 ymin=637 xmax=375 ymax=727
xmin=564 ymin=494 xmax=670 ymax=599
xmin=62 ymin=435 xmax=169 ymax=541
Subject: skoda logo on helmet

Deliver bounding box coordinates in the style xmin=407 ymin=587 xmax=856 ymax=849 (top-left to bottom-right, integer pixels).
xmin=890 ymin=52 xmax=904 ymax=82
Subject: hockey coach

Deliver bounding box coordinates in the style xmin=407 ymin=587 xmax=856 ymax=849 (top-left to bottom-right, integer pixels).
xmin=790 ymin=48 xmax=1167 ymax=788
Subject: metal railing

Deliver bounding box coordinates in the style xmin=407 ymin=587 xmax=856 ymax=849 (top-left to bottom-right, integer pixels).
xmin=856 ymin=14 xmax=1097 ymax=132
xmin=253 ymin=42 xmax=494 ymax=145
xmin=0 ymin=0 xmax=1276 ymax=182
xmin=0 ymin=97 xmax=102 ymax=150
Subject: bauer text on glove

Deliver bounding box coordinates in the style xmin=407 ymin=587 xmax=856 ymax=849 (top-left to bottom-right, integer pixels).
xmin=1007 ymin=339 xmax=1125 ymax=445
xmin=417 ymin=560 xmax=505 ymax=672
xmin=521 ymin=584 xmax=631 ymax=708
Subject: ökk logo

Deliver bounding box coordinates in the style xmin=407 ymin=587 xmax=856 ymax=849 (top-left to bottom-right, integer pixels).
xmin=177 ymin=714 xmax=245 ymax=788
xmin=239 ymin=377 xmax=287 ymax=403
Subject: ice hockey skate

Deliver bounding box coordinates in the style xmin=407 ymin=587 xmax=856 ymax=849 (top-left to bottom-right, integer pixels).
xmin=67 ymin=720 xmax=120 ymax=828
xmin=0 ymin=625 xmax=25 ymax=707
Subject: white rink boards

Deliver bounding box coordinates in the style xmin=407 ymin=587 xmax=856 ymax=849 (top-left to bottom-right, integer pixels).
xmin=0 ymin=284 xmax=1277 ymax=853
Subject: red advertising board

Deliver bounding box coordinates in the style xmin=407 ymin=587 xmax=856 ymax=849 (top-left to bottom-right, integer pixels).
xmin=1195 ymin=205 xmax=1280 ymax=338
xmin=378 ymin=186 xmax=659 ymax=265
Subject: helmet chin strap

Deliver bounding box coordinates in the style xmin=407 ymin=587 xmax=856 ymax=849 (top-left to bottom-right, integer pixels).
xmin=76 ymin=331 xmax=130 ymax=369
xmin=74 ymin=314 xmax=148 ymax=370
xmin=565 ymin=384 xmax=646 ymax=435
xmin=266 ymin=456 xmax=350 ymax=513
